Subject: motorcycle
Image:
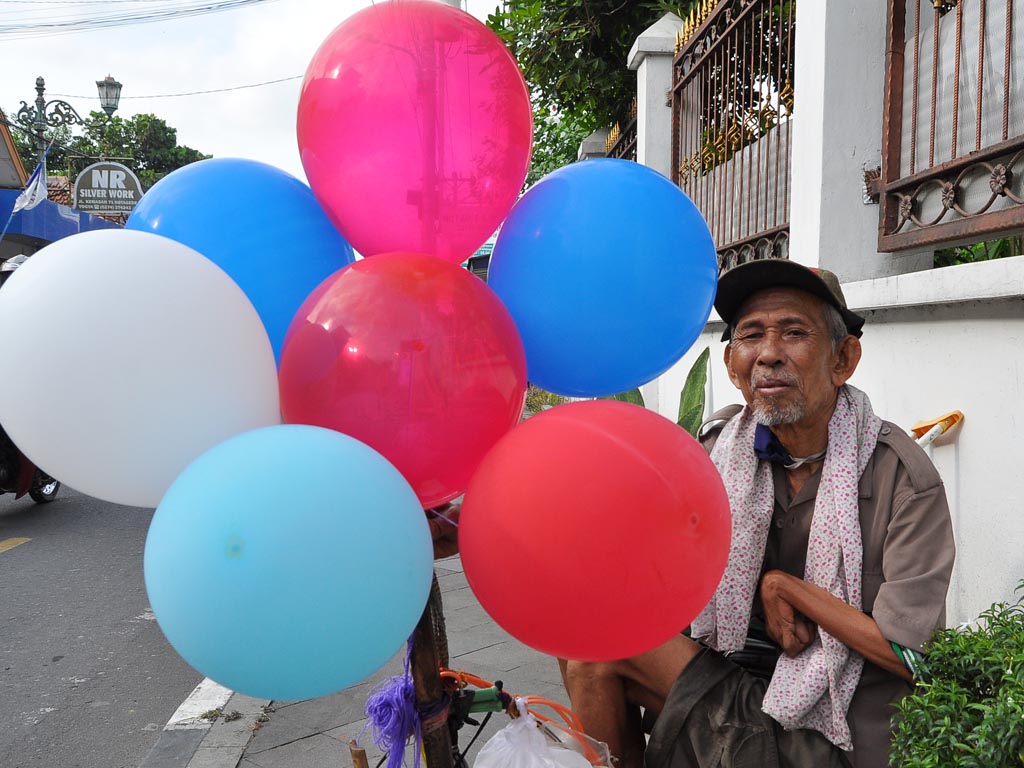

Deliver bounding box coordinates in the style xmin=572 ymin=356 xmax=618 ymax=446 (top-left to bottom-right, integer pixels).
xmin=0 ymin=424 xmax=60 ymax=504
xmin=0 ymin=254 xmax=61 ymax=505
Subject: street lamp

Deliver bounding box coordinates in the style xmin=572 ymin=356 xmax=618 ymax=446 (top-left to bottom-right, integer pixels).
xmin=96 ymin=75 xmax=122 ymax=117
xmin=15 ymin=75 xmax=122 ymax=166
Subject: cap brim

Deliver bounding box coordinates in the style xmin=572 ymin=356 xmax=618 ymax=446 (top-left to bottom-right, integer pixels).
xmin=715 ymin=260 xmax=864 ymax=339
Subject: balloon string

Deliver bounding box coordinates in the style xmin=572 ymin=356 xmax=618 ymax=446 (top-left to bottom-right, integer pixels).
xmin=426 ymin=505 xmax=459 ymax=525
xmin=426 ymin=505 xmax=459 ymax=539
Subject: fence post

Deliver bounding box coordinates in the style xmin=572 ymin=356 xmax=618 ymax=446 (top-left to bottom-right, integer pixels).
xmin=577 ymin=127 xmax=611 ymax=161
xmin=628 ymin=13 xmax=682 ymax=180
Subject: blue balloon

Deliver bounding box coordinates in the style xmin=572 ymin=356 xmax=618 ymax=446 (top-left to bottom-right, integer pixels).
xmin=127 ymin=158 xmax=354 ymax=363
xmin=144 ymin=425 xmax=433 ymax=701
xmin=488 ymin=159 xmax=717 ymax=397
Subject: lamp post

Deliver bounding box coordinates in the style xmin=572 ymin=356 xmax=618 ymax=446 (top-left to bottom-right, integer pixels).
xmin=15 ymin=75 xmax=123 ymax=166
xmin=15 ymin=77 xmax=86 ymax=166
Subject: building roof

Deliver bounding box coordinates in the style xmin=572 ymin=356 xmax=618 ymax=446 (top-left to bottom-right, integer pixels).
xmin=47 ymin=175 xmax=72 ymax=206
xmin=0 ymin=109 xmax=29 ymax=190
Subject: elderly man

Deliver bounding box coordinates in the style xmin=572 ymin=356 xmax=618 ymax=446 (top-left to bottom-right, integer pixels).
xmin=560 ymin=260 xmax=954 ymax=768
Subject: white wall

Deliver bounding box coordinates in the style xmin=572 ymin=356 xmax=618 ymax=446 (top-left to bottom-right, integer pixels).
xmin=649 ymin=257 xmax=1024 ymax=626
xmin=789 ymin=0 xmax=933 ymax=280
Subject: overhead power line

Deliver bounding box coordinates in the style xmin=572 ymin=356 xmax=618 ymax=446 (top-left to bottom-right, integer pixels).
xmin=50 ymin=74 xmax=303 ymax=101
xmin=0 ymin=0 xmax=279 ymax=40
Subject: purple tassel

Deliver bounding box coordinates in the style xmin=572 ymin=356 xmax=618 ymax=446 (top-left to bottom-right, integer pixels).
xmin=361 ymin=639 xmax=422 ymax=768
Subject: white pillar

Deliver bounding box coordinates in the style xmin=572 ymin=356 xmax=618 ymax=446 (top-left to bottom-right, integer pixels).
xmin=788 ymin=0 xmax=932 ymax=280
xmin=577 ymin=128 xmax=611 ymax=161
xmin=628 ymin=13 xmax=682 ymax=179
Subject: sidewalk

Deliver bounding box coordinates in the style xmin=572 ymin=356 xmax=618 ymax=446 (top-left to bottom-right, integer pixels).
xmin=143 ymin=554 xmax=571 ymax=768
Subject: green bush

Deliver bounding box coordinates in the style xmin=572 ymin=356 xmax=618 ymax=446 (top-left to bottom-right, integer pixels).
xmin=890 ymin=581 xmax=1024 ymax=768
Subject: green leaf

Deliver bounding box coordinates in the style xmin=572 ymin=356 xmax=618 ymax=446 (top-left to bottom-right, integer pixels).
xmin=677 ymin=346 xmax=710 ymax=437
xmin=603 ymin=388 xmax=645 ymax=407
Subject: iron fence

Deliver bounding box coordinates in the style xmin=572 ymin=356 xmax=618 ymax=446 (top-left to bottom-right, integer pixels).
xmin=879 ymin=0 xmax=1023 ymax=251
xmin=672 ymin=0 xmax=796 ymax=270
xmin=606 ymin=99 xmax=638 ymax=161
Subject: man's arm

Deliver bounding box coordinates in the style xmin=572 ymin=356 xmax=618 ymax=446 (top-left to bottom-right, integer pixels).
xmin=760 ymin=569 xmax=912 ymax=681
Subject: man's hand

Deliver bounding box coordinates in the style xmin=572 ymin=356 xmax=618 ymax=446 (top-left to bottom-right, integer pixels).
xmin=760 ymin=570 xmax=816 ymax=657
xmin=427 ymin=503 xmax=460 ymax=559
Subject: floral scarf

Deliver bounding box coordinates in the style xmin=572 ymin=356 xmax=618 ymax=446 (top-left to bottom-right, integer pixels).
xmin=690 ymin=385 xmax=881 ymax=750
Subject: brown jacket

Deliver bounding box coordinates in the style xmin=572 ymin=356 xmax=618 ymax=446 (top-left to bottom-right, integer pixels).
xmin=700 ymin=405 xmax=955 ymax=768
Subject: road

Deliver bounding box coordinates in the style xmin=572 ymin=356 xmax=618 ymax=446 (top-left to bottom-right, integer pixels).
xmin=0 ymin=487 xmax=202 ymax=768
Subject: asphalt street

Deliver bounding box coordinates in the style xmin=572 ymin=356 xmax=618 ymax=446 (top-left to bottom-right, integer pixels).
xmin=0 ymin=487 xmax=202 ymax=768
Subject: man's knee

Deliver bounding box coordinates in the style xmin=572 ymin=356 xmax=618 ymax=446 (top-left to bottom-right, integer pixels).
xmin=562 ymin=659 xmax=625 ymax=690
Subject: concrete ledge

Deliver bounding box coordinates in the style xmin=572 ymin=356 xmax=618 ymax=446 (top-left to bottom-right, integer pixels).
xmin=843 ymin=255 xmax=1024 ymax=311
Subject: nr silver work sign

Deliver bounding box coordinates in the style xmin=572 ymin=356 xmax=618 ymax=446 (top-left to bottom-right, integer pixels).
xmin=73 ymin=161 xmax=144 ymax=216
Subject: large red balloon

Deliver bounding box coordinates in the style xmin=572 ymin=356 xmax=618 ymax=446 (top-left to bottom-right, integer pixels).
xmin=460 ymin=400 xmax=731 ymax=662
xmin=279 ymin=253 xmax=527 ymax=509
xmin=297 ymin=0 xmax=532 ymax=263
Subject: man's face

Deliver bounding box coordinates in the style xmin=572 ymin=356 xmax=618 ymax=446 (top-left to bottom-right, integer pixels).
xmin=724 ymin=287 xmax=852 ymax=428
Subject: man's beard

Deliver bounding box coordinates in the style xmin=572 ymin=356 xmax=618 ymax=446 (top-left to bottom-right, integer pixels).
xmin=752 ymin=398 xmax=806 ymax=426
xmin=750 ymin=372 xmax=804 ymax=426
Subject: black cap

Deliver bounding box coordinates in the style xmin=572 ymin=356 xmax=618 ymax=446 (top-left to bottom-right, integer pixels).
xmin=715 ymin=259 xmax=865 ymax=340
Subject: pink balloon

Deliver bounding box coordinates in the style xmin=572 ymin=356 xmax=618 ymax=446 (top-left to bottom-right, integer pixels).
xmin=297 ymin=1 xmax=533 ymax=263
xmin=279 ymin=252 xmax=528 ymax=508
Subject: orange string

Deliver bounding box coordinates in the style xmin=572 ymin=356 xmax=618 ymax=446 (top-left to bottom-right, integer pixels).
xmin=439 ymin=668 xmax=601 ymax=764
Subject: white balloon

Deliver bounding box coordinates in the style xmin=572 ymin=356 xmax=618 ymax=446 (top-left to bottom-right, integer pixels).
xmin=0 ymin=229 xmax=281 ymax=508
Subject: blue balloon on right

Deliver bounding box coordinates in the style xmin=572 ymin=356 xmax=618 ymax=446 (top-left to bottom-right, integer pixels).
xmin=487 ymin=159 xmax=718 ymax=398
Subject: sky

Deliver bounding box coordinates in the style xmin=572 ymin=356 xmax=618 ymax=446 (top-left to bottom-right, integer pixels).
xmin=0 ymin=0 xmax=497 ymax=182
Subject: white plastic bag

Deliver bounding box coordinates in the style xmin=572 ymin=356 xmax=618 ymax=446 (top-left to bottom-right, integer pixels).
xmin=474 ymin=700 xmax=596 ymax=768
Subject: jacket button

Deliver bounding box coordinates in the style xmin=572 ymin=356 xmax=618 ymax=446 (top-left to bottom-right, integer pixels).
xmin=881 ymin=426 xmax=891 ymax=435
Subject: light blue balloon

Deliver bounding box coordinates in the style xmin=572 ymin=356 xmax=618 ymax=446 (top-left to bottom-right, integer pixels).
xmin=144 ymin=425 xmax=433 ymax=701
xmin=488 ymin=159 xmax=718 ymax=398
xmin=127 ymin=158 xmax=355 ymax=364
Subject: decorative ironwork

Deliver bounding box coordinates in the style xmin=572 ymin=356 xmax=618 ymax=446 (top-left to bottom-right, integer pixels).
xmin=605 ymin=110 xmax=638 ymax=161
xmin=898 ymin=195 xmax=914 ymax=223
xmin=718 ymin=229 xmax=790 ymax=273
xmin=990 ymin=164 xmax=1011 ymax=195
xmin=14 ymin=76 xmax=85 ymax=164
xmin=879 ymin=0 xmax=1023 ymax=251
xmin=672 ymin=0 xmax=795 ymax=267
xmin=940 ymin=182 xmax=956 ymax=209
xmin=779 ymin=79 xmax=794 ymax=115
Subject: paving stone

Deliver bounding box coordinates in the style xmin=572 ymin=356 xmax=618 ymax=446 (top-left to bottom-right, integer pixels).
xmin=137 ymin=728 xmax=206 ymax=768
xmin=447 ymin=622 xmax=512 ymax=657
xmin=186 ymin=745 xmax=245 ymax=768
xmin=438 ymin=585 xmax=480 ymax=611
xmin=436 ymin=555 xmax=464 ymax=574
xmin=241 ymin=733 xmax=350 ymax=768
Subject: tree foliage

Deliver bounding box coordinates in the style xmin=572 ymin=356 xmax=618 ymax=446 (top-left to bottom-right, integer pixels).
xmin=9 ymin=111 xmax=209 ymax=190
xmin=487 ymin=1 xmax=695 ymax=183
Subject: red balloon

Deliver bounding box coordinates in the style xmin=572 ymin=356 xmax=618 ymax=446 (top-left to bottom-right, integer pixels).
xmin=460 ymin=400 xmax=731 ymax=661
xmin=297 ymin=0 xmax=533 ymax=263
xmin=279 ymin=253 xmax=527 ymax=508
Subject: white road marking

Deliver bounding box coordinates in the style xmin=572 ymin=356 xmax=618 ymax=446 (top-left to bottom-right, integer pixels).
xmin=164 ymin=677 xmax=233 ymax=730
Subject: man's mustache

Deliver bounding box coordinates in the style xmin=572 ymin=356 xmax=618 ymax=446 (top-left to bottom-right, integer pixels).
xmin=751 ymin=371 xmax=799 ymax=388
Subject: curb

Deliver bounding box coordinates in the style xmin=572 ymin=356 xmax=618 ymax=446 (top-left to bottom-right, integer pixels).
xmin=138 ymin=679 xmax=270 ymax=768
